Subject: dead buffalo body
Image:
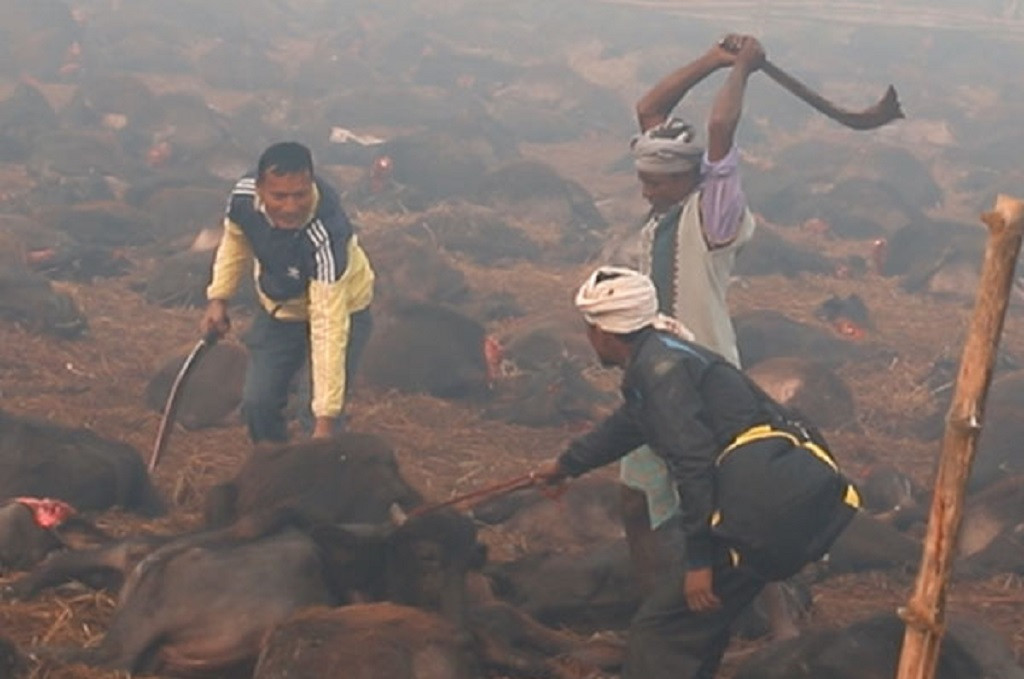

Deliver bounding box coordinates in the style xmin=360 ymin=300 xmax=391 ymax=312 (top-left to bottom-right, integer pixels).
xmin=144 ymin=340 xmax=247 ymax=430
xmin=0 ymin=215 xmax=129 ymax=283
xmin=359 ymin=303 xmax=494 ymax=400
xmin=1 ymin=529 xmax=167 ymax=600
xmin=478 ymin=479 xmax=807 ymax=638
xmin=32 ymin=507 xmax=485 ymax=677
xmin=413 ymin=203 xmax=541 ymax=266
xmin=1 ymin=0 xmax=80 ymax=80
xmin=856 ymin=464 xmax=927 ymax=528
xmin=255 ymin=601 xmax=621 ymax=679
xmin=254 ymin=604 xmax=476 ymax=679
xmin=0 ymin=635 xmax=24 ymax=679
xmin=138 ymin=185 xmax=228 ymax=246
xmin=901 ymin=248 xmax=983 ymax=303
xmin=487 ymin=538 xmax=637 ymax=630
xmin=734 ymin=225 xmax=836 ymax=278
xmin=472 ymin=478 xmax=624 ymax=554
xmin=488 ymin=539 xmax=808 ymax=641
xmin=141 ymin=249 xmax=214 ymax=308
xmin=820 ymin=511 xmax=921 ymax=575
xmin=482 ymin=320 xmax=614 ymax=427
xmin=0 ymin=82 xmax=59 ymax=162
xmin=880 ymin=219 xmax=983 ymax=278
xmin=968 ymin=371 xmax=1024 ymax=490
xmin=0 ymin=496 xmax=114 ymax=577
xmin=955 ymin=475 xmax=1024 ymax=578
xmin=470 ymin=160 xmax=608 ymax=262
xmin=734 ymin=310 xmax=887 ymax=368
xmin=485 ymin=360 xmax=611 ymax=428
xmin=0 ymin=264 xmax=87 ymax=338
xmin=746 ymin=357 xmax=858 ymax=431
xmin=361 ymin=230 xmax=469 ymax=306
xmin=376 ymin=129 xmax=513 ymax=207
xmin=0 ymin=410 xmax=163 ymax=516
xmin=0 ymin=501 xmax=62 ymax=573
xmin=39 ymin=524 xmax=337 ymax=677
xmin=467 ymin=600 xmax=625 ymax=678
xmin=40 ymin=200 xmax=155 ymax=247
xmin=732 ymin=612 xmax=1024 ymax=679
xmin=204 ymin=434 xmax=424 ymax=528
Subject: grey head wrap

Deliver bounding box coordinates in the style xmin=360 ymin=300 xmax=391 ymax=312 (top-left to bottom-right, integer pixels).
xmin=630 ymin=117 xmax=704 ymax=175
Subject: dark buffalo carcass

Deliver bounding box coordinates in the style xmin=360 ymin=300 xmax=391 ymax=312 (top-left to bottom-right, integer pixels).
xmin=485 ymin=359 xmax=612 ymax=428
xmin=734 ymin=225 xmax=836 ymax=278
xmin=968 ymin=371 xmax=1024 ymax=491
xmin=1 ymin=528 xmax=166 ymax=601
xmin=746 ymin=357 xmax=859 ymax=432
xmin=0 ymin=409 xmax=164 ymax=516
xmin=487 ymin=537 xmax=809 ymax=641
xmin=819 ymin=511 xmax=921 ymax=576
xmin=0 ymin=498 xmax=109 ymax=574
xmin=471 ymin=477 xmax=624 ymax=555
xmin=476 ymin=479 xmax=808 ymax=639
xmin=0 ymin=500 xmax=65 ymax=573
xmin=253 ymin=603 xmax=477 ymax=679
xmin=734 ymin=310 xmax=891 ymax=368
xmin=204 ymin=433 xmax=424 ymax=528
xmin=358 ymin=303 xmax=496 ymax=401
xmin=856 ymin=463 xmax=927 ymax=529
xmin=34 ymin=518 xmax=338 ymax=677
xmin=481 ymin=319 xmax=614 ymax=428
xmin=0 ymin=635 xmax=24 ymax=679
xmin=360 ymin=229 xmax=471 ymax=309
xmin=954 ymin=475 xmax=1024 ymax=579
xmin=0 ymin=263 xmax=88 ymax=338
xmin=144 ymin=340 xmax=247 ymax=429
xmin=205 ymin=434 xmax=485 ymax=622
xmin=29 ymin=504 xmax=485 ymax=677
xmin=0 ymin=82 xmax=59 ymax=162
xmin=255 ymin=601 xmax=623 ymax=679
xmin=732 ymin=612 xmax=1024 ymax=679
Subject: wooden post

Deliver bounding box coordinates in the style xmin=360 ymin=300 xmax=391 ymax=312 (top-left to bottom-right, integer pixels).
xmin=896 ymin=194 xmax=1024 ymax=679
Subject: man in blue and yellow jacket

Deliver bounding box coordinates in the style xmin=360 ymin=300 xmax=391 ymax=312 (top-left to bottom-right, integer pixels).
xmin=201 ymin=141 xmax=374 ymax=443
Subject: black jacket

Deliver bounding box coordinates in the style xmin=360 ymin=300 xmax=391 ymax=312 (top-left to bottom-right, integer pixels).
xmin=557 ymin=329 xmax=854 ymax=576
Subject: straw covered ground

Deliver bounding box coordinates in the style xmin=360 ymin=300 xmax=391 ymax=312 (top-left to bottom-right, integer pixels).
xmin=1 ymin=137 xmax=1024 ymax=677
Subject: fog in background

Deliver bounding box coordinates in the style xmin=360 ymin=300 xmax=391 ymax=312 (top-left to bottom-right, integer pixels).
xmin=1 ymin=0 xmax=1023 ymax=244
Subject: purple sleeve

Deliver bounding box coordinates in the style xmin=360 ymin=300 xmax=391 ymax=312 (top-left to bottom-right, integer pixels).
xmin=699 ymin=145 xmax=748 ymax=248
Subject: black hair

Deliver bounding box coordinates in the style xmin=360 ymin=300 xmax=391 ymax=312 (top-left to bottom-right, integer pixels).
xmin=594 ymin=269 xmax=625 ymax=284
xmin=257 ymin=142 xmax=314 ymax=181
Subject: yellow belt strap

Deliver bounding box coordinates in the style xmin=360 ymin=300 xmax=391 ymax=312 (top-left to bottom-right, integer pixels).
xmin=717 ymin=424 xmax=861 ymax=509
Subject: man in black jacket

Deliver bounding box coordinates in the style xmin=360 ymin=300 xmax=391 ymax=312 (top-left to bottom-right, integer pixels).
xmin=535 ymin=267 xmax=860 ymax=679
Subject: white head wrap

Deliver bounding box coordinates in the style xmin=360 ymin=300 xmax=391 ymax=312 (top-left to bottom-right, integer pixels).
xmin=630 ymin=117 xmax=704 ymax=175
xmin=575 ymin=266 xmax=695 ymax=340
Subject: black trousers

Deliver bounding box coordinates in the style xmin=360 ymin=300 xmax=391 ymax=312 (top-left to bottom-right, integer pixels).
xmin=624 ymin=550 xmax=766 ymax=679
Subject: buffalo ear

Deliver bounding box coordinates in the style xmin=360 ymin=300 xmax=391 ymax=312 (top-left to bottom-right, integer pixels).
xmin=309 ymin=522 xmax=391 ymax=552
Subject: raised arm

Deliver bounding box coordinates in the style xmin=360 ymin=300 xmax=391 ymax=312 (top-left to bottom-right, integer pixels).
xmin=635 ymin=37 xmax=739 ymax=133
xmin=706 ymin=35 xmax=765 ymax=162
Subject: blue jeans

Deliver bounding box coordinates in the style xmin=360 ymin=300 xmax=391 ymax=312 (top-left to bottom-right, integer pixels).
xmin=241 ymin=307 xmax=372 ymax=443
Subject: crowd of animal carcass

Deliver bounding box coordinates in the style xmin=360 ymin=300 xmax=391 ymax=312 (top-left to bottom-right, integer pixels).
xmin=2 ymin=0 xmax=1024 ymax=677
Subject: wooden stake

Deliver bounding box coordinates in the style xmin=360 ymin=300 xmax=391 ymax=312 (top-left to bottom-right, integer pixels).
xmin=896 ymin=194 xmax=1024 ymax=679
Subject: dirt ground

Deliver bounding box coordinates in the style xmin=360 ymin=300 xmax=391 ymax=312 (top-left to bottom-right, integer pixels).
xmin=1 ymin=123 xmax=1024 ymax=677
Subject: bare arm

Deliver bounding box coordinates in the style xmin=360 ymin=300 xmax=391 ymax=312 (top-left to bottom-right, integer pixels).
xmin=706 ymin=36 xmax=765 ymax=162
xmin=636 ymin=40 xmax=738 ymax=133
